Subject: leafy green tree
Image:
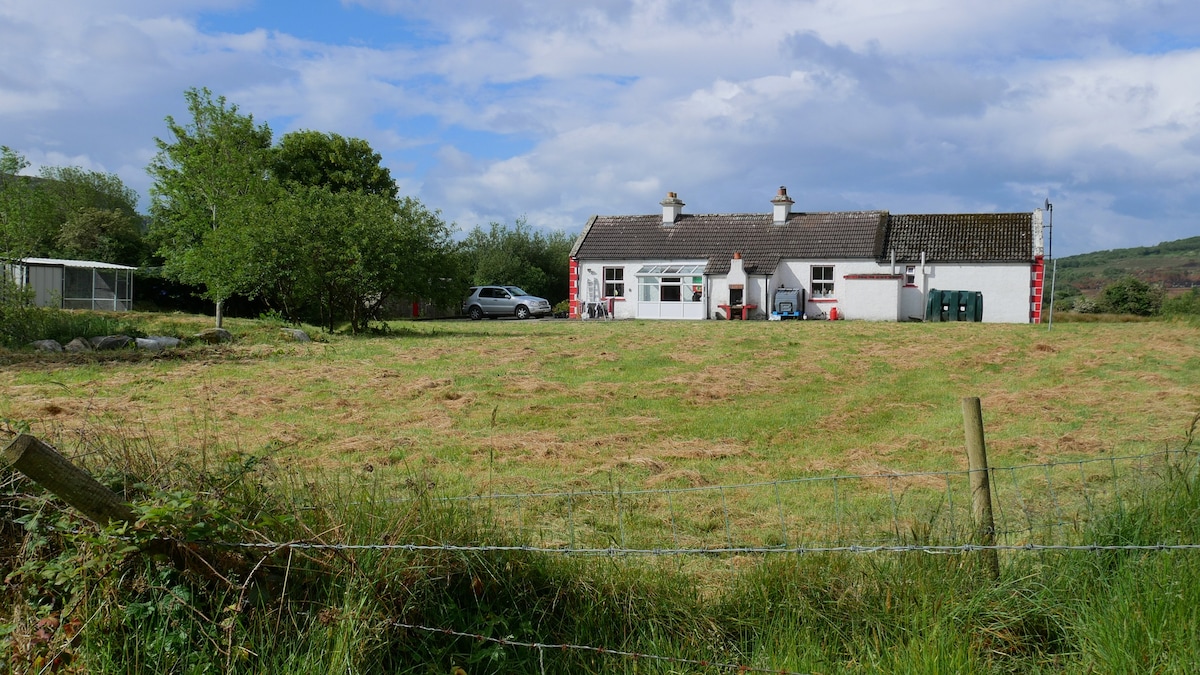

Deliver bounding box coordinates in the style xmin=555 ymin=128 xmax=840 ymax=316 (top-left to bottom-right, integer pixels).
xmin=0 ymin=147 xmax=55 ymax=258
xmin=458 ymin=219 xmax=575 ymax=304
xmin=2 ymin=148 xmax=147 ymax=264
xmin=56 ymin=207 xmax=145 ymax=265
xmin=265 ymin=187 xmax=452 ymax=332
xmin=147 ymin=87 xmax=275 ymax=327
xmin=1098 ymin=275 xmax=1164 ymax=316
xmin=273 ymin=130 xmax=397 ymax=199
xmin=40 ymin=166 xmax=145 ymax=264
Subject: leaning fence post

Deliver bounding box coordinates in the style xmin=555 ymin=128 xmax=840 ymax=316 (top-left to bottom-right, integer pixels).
xmin=3 ymin=433 xmax=237 ymax=585
xmin=3 ymin=433 xmax=135 ymax=525
xmin=962 ymin=397 xmax=1000 ymax=580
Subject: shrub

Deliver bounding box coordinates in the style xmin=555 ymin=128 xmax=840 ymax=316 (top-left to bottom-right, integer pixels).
xmin=1162 ymin=287 xmax=1200 ymax=318
xmin=0 ymin=275 xmax=143 ymax=349
xmin=1097 ymin=276 xmax=1163 ymax=316
xmin=0 ymin=275 xmax=40 ymax=348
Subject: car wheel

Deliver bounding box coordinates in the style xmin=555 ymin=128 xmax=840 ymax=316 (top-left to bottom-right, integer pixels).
xmin=468 ymin=306 xmax=484 ymax=321
xmin=515 ymin=305 xmax=531 ymax=320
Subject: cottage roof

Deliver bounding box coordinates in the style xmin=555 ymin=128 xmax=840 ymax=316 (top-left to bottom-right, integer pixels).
xmin=884 ymin=213 xmax=1033 ymax=263
xmin=572 ymin=211 xmax=889 ymax=275
xmin=572 ymin=208 xmax=1035 ymax=273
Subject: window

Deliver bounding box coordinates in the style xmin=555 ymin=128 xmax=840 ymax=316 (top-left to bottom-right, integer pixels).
xmin=811 ymin=266 xmax=834 ymax=297
xmin=636 ymin=264 xmax=704 ymax=303
xmin=660 ymin=277 xmax=682 ymax=302
xmin=604 ymin=267 xmax=624 ymax=297
xmin=905 ymin=265 xmax=916 ymax=286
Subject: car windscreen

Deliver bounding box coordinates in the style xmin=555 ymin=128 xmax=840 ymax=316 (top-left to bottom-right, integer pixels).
xmin=504 ymin=286 xmax=530 ymax=297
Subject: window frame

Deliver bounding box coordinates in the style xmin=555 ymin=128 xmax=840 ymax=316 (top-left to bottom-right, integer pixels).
xmin=603 ymin=267 xmax=625 ymax=298
xmin=811 ymin=265 xmax=835 ymax=298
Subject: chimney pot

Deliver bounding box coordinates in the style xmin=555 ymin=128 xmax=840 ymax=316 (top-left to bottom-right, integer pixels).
xmin=660 ymin=191 xmax=685 ymax=225
xmin=771 ymin=185 xmax=794 ymax=224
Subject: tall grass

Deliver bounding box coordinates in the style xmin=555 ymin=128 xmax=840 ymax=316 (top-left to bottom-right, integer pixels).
xmin=3 ymin=424 xmax=1200 ymax=673
xmin=0 ymin=277 xmax=144 ymax=348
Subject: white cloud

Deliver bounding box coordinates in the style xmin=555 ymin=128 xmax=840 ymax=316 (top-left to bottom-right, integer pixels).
xmin=2 ymin=0 xmax=1200 ymax=253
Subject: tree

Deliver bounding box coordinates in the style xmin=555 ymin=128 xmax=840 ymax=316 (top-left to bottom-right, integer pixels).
xmin=56 ymin=207 xmax=145 ymax=265
xmin=0 ymin=147 xmax=55 ymax=258
xmin=458 ymin=219 xmax=575 ymax=304
xmin=2 ymin=148 xmax=147 ymax=264
xmin=264 ymin=187 xmax=453 ymax=332
xmin=147 ymin=88 xmax=275 ymax=327
xmin=273 ymin=130 xmax=397 ymax=199
xmin=1098 ymin=275 xmax=1164 ymax=316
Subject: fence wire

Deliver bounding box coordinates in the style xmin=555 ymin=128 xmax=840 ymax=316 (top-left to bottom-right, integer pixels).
xmin=394 ymin=621 xmax=811 ymax=675
xmin=284 ymin=449 xmax=1193 ymax=555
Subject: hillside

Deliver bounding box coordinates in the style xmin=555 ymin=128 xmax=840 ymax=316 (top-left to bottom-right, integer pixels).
xmin=1053 ymin=235 xmax=1200 ymax=291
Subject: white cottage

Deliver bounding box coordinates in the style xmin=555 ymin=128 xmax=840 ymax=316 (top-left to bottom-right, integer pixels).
xmin=569 ymin=188 xmax=1047 ymax=323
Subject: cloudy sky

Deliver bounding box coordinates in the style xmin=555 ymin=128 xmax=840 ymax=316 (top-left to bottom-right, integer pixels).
xmin=2 ymin=0 xmax=1198 ymax=256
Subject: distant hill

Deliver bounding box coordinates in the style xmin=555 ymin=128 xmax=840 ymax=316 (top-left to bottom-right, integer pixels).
xmin=1052 ymin=236 xmax=1200 ymax=291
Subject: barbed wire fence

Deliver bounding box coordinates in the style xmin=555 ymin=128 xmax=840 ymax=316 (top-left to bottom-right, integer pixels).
xmin=270 ymin=448 xmax=1194 ymax=557
xmin=5 ymin=404 xmax=1198 ymax=674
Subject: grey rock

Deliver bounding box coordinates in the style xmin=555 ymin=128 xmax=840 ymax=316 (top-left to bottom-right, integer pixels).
xmin=64 ymin=337 xmax=93 ymax=353
xmin=196 ymin=328 xmax=233 ymax=344
xmin=92 ymin=335 xmax=134 ymax=350
xmin=137 ymin=335 xmax=182 ymax=351
xmin=29 ymin=339 xmax=63 ymax=352
xmin=280 ymin=328 xmax=311 ymax=342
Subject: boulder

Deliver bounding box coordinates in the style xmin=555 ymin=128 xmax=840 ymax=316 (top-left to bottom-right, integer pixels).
xmin=280 ymin=328 xmax=311 ymax=342
xmin=29 ymin=339 xmax=63 ymax=352
xmin=91 ymin=335 xmax=134 ymax=350
xmin=136 ymin=336 xmax=182 ymax=351
xmin=196 ymin=328 xmax=233 ymax=344
xmin=64 ymin=337 xmax=93 ymax=353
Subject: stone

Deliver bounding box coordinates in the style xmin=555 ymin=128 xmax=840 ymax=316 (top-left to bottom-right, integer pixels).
xmin=136 ymin=336 xmax=182 ymax=351
xmin=196 ymin=328 xmax=233 ymax=344
xmin=64 ymin=337 xmax=93 ymax=353
xmin=29 ymin=339 xmax=63 ymax=352
xmin=280 ymin=328 xmax=311 ymax=342
xmin=91 ymin=335 xmax=134 ymax=350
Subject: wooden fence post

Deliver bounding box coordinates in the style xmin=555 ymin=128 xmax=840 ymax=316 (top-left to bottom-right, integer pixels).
xmin=3 ymin=433 xmax=238 ymax=586
xmin=962 ymin=397 xmax=1000 ymax=580
xmin=3 ymin=433 xmax=135 ymax=525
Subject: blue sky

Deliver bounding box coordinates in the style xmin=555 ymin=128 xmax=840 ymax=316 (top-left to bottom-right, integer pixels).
xmin=2 ymin=0 xmax=1199 ymax=256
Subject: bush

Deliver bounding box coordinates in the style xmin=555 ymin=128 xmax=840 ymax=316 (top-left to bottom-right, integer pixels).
xmin=0 ymin=275 xmax=143 ymax=349
xmin=1097 ymin=276 xmax=1163 ymax=316
xmin=1071 ymin=296 xmax=1101 ymax=313
xmin=1162 ymin=287 xmax=1200 ymax=318
xmin=0 ymin=275 xmax=40 ymax=348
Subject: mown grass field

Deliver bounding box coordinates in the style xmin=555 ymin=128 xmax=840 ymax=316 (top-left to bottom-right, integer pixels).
xmin=4 ymin=316 xmax=1196 ymax=482
xmin=3 ymin=315 xmax=1198 ymax=551
xmin=3 ymin=314 xmax=1200 ymax=673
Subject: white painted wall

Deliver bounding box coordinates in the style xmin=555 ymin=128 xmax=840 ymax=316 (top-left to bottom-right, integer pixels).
xmin=920 ymin=263 xmax=1033 ymax=323
xmin=580 ymin=258 xmax=1034 ymax=323
xmin=842 ymin=277 xmax=902 ymax=321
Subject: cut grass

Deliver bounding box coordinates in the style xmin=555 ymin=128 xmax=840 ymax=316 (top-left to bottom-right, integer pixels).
xmin=2 ymin=316 xmax=1197 ymax=556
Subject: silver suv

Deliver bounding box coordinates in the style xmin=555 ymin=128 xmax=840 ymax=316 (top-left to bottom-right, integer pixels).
xmin=462 ymin=285 xmax=552 ymax=320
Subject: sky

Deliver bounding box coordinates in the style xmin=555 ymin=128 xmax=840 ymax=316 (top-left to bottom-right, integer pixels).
xmin=2 ymin=0 xmax=1199 ymax=257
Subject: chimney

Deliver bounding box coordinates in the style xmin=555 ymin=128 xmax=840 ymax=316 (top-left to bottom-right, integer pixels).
xmin=660 ymin=191 xmax=684 ymax=225
xmin=771 ymin=186 xmax=794 ymax=225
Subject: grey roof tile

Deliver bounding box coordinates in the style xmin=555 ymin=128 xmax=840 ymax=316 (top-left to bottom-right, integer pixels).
xmin=573 ymin=211 xmax=889 ymax=274
xmin=884 ymin=213 xmax=1033 ymax=262
xmin=574 ymin=209 xmax=1034 ymax=272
